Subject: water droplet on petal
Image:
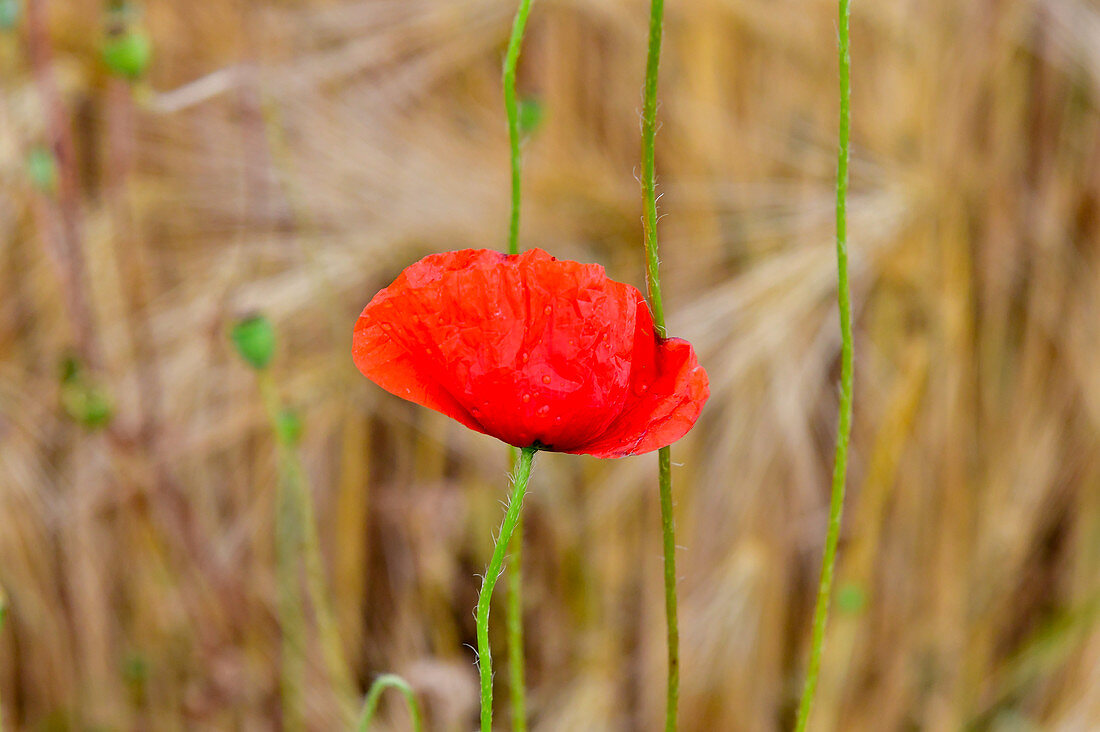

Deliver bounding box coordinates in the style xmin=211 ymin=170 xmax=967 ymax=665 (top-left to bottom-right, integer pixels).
xmin=537 ymin=405 xmax=550 ymax=416
xmin=521 ymin=352 xmax=529 ymax=363
xmin=543 ymin=305 xmax=552 ymax=315
xmin=542 ymin=375 xmax=551 ymax=385
xmin=522 ymin=393 xmax=531 ymax=403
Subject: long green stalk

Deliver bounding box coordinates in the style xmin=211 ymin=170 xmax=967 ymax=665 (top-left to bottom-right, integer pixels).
xmin=505 ymin=453 xmax=528 ymax=732
xmin=794 ymin=0 xmax=853 ymax=729
xmin=503 ymin=0 xmax=533 ymax=257
xmin=477 ymin=447 xmax=537 ymax=732
xmin=256 ymin=372 xmax=356 ymax=723
xmin=503 ymin=3 xmax=533 ymax=729
xmin=640 ymin=1 xmax=678 ymax=730
xmin=356 ymin=673 xmax=424 ymax=732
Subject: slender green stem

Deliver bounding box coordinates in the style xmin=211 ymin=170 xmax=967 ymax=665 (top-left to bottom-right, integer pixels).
xmin=503 ymin=3 xmax=533 ymax=724
xmin=641 ymin=0 xmax=667 ymax=335
xmin=656 ymin=446 xmax=678 ymax=732
xmin=506 ymin=446 xmax=528 ymax=731
xmin=272 ymin=436 xmax=306 ymax=731
xmin=794 ymin=0 xmax=853 ymax=729
xmin=640 ymin=1 xmax=678 ymax=730
xmin=477 ymin=446 xmax=537 ymax=732
xmin=257 ymin=373 xmax=355 ymax=723
xmin=297 ymin=462 xmax=357 ymax=721
xmin=356 ymin=673 xmax=424 ymax=732
xmin=503 ymin=0 xmax=533 ymax=257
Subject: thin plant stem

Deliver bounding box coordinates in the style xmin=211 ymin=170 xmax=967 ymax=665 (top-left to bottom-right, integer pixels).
xmin=259 ymin=373 xmax=306 ymax=732
xmin=503 ymin=0 xmax=533 ymax=257
xmin=640 ymin=1 xmax=678 ymax=730
xmin=477 ymin=446 xmax=537 ymax=732
xmin=794 ymin=0 xmax=853 ymax=729
xmin=356 ymin=673 xmax=424 ymax=732
xmin=503 ymin=3 xmax=533 ymax=727
xmin=257 ymin=372 xmax=356 ymax=723
xmin=505 ymin=452 xmax=528 ymax=732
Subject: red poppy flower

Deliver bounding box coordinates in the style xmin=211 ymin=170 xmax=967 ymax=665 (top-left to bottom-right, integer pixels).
xmin=352 ymin=248 xmax=708 ymax=458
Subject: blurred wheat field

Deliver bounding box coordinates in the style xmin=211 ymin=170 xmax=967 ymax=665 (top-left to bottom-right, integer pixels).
xmin=2 ymin=0 xmax=1100 ymax=729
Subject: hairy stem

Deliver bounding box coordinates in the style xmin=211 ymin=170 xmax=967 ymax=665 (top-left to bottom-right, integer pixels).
xmin=506 ymin=447 xmax=528 ymax=731
xmin=356 ymin=674 xmax=424 ymax=732
xmin=794 ymin=0 xmax=853 ymax=729
xmin=503 ymin=2 xmax=533 ymax=726
xmin=478 ymin=447 xmax=537 ymax=732
xmin=503 ymin=0 xmax=533 ymax=257
xmin=640 ymin=0 xmax=678 ymax=730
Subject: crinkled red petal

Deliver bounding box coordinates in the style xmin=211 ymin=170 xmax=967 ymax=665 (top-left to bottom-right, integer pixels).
xmin=352 ymin=248 xmax=708 ymax=457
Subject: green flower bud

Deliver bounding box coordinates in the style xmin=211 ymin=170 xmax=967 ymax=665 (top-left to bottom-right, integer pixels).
xmin=231 ymin=315 xmax=276 ymax=370
xmin=517 ymin=97 xmax=545 ymax=138
xmin=27 ymin=146 xmax=57 ymax=193
xmin=102 ymin=29 xmax=152 ymax=80
xmin=0 ymin=0 xmax=22 ymax=30
xmin=275 ymin=409 xmax=303 ymax=446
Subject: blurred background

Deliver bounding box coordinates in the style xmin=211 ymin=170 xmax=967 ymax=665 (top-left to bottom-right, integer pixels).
xmin=2 ymin=0 xmax=1100 ymax=729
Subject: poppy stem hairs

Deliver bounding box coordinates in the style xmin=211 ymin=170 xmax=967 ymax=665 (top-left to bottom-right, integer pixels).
xmin=794 ymin=0 xmax=854 ymax=728
xmin=477 ymin=446 xmax=538 ymax=732
xmin=503 ymin=1 xmax=534 ymax=728
xmin=640 ymin=0 xmax=679 ymax=730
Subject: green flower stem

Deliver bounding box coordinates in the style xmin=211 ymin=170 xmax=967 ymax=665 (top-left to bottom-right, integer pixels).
xmin=794 ymin=0 xmax=853 ymax=729
xmin=295 ymin=454 xmax=357 ymax=721
xmin=503 ymin=0 xmax=533 ymax=257
xmin=478 ymin=446 xmax=537 ymax=732
xmin=272 ymin=439 xmax=306 ymax=730
xmin=641 ymin=0 xmax=667 ymax=337
xmin=257 ymin=373 xmax=354 ymax=725
xmin=356 ymin=673 xmax=424 ymax=732
xmin=640 ymin=0 xmax=678 ymax=730
xmin=506 ymin=446 xmax=528 ymax=732
xmin=503 ymin=1 xmax=533 ymax=727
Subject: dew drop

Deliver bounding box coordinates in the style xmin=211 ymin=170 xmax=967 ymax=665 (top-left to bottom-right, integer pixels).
xmin=537 ymin=405 xmax=550 ymax=416
xmin=521 ymin=352 xmax=529 ymax=363
xmin=543 ymin=306 xmax=552 ymax=315
xmin=542 ymin=375 xmax=551 ymax=385
xmin=522 ymin=393 xmax=531 ymax=403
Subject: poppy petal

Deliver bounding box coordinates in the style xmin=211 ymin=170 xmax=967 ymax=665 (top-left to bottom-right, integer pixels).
xmin=570 ymin=337 xmax=709 ymax=458
xmin=353 ymin=248 xmax=709 ymax=457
